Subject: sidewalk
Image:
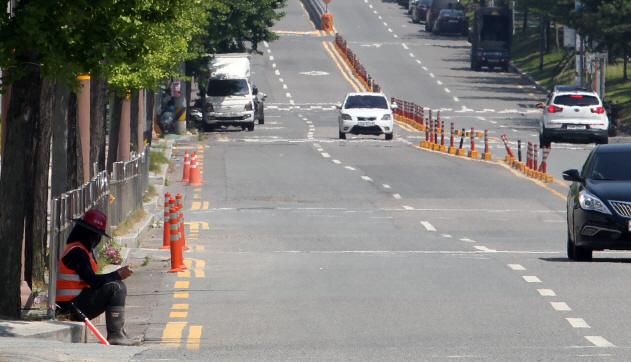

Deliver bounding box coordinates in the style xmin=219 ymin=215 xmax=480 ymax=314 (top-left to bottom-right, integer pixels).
xmin=0 ymin=132 xmax=197 ymax=361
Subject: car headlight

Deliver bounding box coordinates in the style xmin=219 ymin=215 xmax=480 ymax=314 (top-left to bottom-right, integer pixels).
xmin=382 ymin=113 xmax=392 ymax=121
xmin=245 ymin=101 xmax=253 ymax=111
xmin=341 ymin=113 xmax=352 ymax=120
xmin=578 ymin=189 xmax=611 ymax=215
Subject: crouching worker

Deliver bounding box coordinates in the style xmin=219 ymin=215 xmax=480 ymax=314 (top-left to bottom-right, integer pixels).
xmin=55 ymin=210 xmax=139 ymax=346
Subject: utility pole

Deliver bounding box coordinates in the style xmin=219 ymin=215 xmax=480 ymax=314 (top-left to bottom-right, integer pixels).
xmin=575 ymin=0 xmax=583 ymax=87
xmin=77 ymin=75 xmax=90 ymax=183
xmin=174 ymin=62 xmax=187 ymax=135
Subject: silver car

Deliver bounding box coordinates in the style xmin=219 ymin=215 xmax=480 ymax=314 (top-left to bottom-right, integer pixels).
xmin=337 ymin=93 xmax=397 ymax=140
xmin=539 ymin=90 xmax=609 ymax=147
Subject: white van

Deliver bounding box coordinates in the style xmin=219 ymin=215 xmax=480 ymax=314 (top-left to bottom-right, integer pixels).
xmin=203 ymin=54 xmax=257 ymax=131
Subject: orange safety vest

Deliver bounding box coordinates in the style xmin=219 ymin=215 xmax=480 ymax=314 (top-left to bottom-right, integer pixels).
xmin=56 ymin=241 xmax=98 ymax=302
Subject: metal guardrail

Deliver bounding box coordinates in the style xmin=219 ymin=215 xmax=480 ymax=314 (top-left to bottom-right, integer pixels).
xmin=46 ymin=144 xmax=150 ymax=319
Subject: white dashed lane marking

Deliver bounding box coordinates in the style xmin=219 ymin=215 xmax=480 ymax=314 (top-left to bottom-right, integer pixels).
xmin=275 ymin=70 xmax=280 ymax=75
xmin=566 ymin=318 xmax=590 ymax=328
xmin=332 ymin=160 xmax=341 ymax=164
xmin=460 ymin=238 xmax=474 ymax=242
xmin=453 ymin=96 xmax=459 ymax=102
xmin=361 ymin=176 xmax=373 ymax=182
xmin=445 ymin=88 xmax=451 ymax=93
xmin=522 ymin=276 xmax=541 ymax=283
xmin=393 ymin=194 xmax=402 ymax=199
xmin=402 ymin=44 xmax=408 ymax=49
xmin=508 ymin=264 xmax=525 ymax=270
xmin=537 ymin=289 xmax=556 ymax=296
xmin=585 ymin=336 xmax=615 ymax=347
xmin=345 ymin=166 xmax=356 ymax=171
xmin=383 ymin=184 xmax=391 ymax=188
xmin=550 ymin=302 xmax=571 ymax=311
xmin=403 ymin=206 xmax=414 ymax=210
xmin=474 ymin=245 xmax=496 ymax=252
xmin=321 ymin=153 xmax=330 ymax=158
xmin=420 ymin=221 xmax=436 ymax=231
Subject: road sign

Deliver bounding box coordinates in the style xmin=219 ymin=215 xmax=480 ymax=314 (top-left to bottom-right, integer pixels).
xmin=322 ymin=0 xmax=331 ymax=4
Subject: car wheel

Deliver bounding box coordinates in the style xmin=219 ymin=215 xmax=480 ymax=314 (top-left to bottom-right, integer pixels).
xmin=501 ymin=64 xmax=509 ymax=72
xmin=596 ymin=136 xmax=609 ymax=145
xmin=339 ymin=131 xmax=346 ymax=139
xmin=247 ymin=122 xmax=255 ymax=132
xmin=574 ymin=244 xmax=593 ymax=261
xmin=474 ymin=62 xmax=481 ymax=72
xmin=385 ymin=132 xmax=393 ymax=140
xmin=539 ymin=132 xmax=551 ymax=148
xmin=567 ymin=228 xmax=575 ymax=260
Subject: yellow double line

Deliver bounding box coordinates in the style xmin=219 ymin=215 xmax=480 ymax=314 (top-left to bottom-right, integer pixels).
xmin=322 ymin=41 xmax=367 ymax=93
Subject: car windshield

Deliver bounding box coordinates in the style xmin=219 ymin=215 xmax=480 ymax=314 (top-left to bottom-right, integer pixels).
xmin=553 ymin=95 xmax=599 ymax=107
xmin=344 ymin=95 xmax=389 ymax=109
xmin=590 ymin=152 xmax=631 ymax=181
xmin=419 ymin=0 xmax=430 ymax=5
xmin=206 ymin=79 xmax=249 ymax=97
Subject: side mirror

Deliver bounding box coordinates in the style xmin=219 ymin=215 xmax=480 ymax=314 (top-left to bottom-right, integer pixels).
xmin=391 ymin=103 xmax=398 ymax=110
xmin=562 ymin=169 xmax=583 ymax=183
xmin=335 ymin=103 xmax=342 ymax=109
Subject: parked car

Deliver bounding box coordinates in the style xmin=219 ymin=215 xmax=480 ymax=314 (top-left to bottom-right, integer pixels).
xmin=539 ymin=89 xmax=609 ymax=147
xmin=432 ymin=9 xmax=468 ymax=35
xmin=563 ymin=143 xmax=631 ymax=261
xmin=336 ymin=92 xmax=397 ymax=140
xmin=425 ymin=0 xmax=462 ymax=32
xmin=411 ymin=0 xmax=431 ymax=23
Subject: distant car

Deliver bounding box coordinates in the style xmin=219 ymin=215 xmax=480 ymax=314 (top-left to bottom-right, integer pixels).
xmin=539 ymin=90 xmax=609 ymax=147
xmin=411 ymin=0 xmax=431 ymax=23
xmin=432 ymin=9 xmax=468 ymax=35
xmin=337 ymin=92 xmax=397 ymax=140
xmin=425 ymin=0 xmax=462 ymax=32
xmin=563 ymin=143 xmax=631 ymax=261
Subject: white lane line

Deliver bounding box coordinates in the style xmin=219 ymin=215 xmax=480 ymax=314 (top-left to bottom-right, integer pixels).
xmin=409 ymin=53 xmax=415 ymax=58
xmin=420 ymin=221 xmax=436 ymax=231
xmin=279 ymin=78 xmax=284 ymax=82
xmin=445 ymin=88 xmax=451 ymax=93
xmin=283 ymin=84 xmax=288 ymax=89
xmin=317 ymin=148 xmax=324 ymax=151
xmin=550 ymin=302 xmax=571 ymax=311
xmin=403 ymin=206 xmax=414 ymax=210
xmin=402 ymin=44 xmax=408 ymax=49
xmin=422 ymin=66 xmax=428 ymax=70
xmin=361 ymin=176 xmax=373 ymax=182
xmin=508 ymin=264 xmax=526 ymax=271
xmin=290 ymin=100 xmax=295 ymax=105
xmin=429 ymin=73 xmax=435 ymax=78
xmin=394 ymin=34 xmax=398 ymax=38
xmin=333 ymin=160 xmax=341 ymax=164
xmin=566 ymin=318 xmax=590 ymax=328
xmin=374 ymin=10 xmax=377 ymax=13
xmin=437 ymin=80 xmax=442 ymax=85
xmin=474 ymin=245 xmax=497 ymax=252
xmin=453 ymin=96 xmax=459 ymax=102
xmin=416 ymin=60 xmax=421 ymax=64
xmin=275 ymin=70 xmax=280 ymax=75
xmin=383 ymin=22 xmax=388 ymax=26
xmin=264 ymin=41 xmax=269 ymax=48
xmin=267 ymin=49 xmax=271 ymax=53
xmin=286 ymin=93 xmax=292 ymax=98
xmin=490 ymin=120 xmax=497 ymax=124
xmin=585 ymin=336 xmax=615 ymax=347
xmin=383 ymin=184 xmax=391 ymax=188
xmin=388 ymin=28 xmax=393 ymax=33
xmin=345 ymin=166 xmax=356 ymax=171
xmin=272 ymin=63 xmax=276 ymax=68
xmin=378 ymin=16 xmax=382 ymax=19
xmin=369 ymin=4 xmax=373 ymax=8
xmin=460 ymin=238 xmax=474 ymax=242
xmin=538 ymin=289 xmax=556 ymax=296
xmin=522 ymin=276 xmax=541 ymax=283
xmin=393 ymin=194 xmax=402 ymax=199
xmin=321 ymin=153 xmax=330 ymax=158
xmin=270 ymin=55 xmax=274 ymax=61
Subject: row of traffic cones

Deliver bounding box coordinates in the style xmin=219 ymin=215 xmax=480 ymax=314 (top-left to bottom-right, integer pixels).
xmin=160 ymin=192 xmax=189 ymax=272
xmin=503 ymin=139 xmax=554 ymax=183
xmin=180 ymin=150 xmax=203 ymax=186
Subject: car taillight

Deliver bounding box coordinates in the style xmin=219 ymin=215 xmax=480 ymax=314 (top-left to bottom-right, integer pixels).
xmin=439 ymin=17 xmax=449 ymax=21
xmin=477 ymin=56 xmax=483 ymax=61
xmin=570 ymin=95 xmax=583 ymax=98
xmin=503 ymin=58 xmax=510 ymax=62
xmin=591 ymin=107 xmax=605 ymax=114
xmin=420 ymin=6 xmax=426 ymax=10
xmin=547 ymin=105 xmax=563 ymax=113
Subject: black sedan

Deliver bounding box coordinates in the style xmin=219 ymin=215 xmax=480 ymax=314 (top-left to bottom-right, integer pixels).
xmin=411 ymin=0 xmax=430 ymax=23
xmin=432 ymin=9 xmax=468 ymax=36
xmin=564 ymin=143 xmax=631 ymax=261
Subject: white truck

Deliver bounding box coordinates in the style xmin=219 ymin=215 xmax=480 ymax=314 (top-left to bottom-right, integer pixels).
xmin=202 ymin=54 xmax=264 ymax=131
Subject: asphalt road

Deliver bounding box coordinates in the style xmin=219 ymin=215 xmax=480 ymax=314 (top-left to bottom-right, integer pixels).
xmin=132 ymin=1 xmax=631 ymax=360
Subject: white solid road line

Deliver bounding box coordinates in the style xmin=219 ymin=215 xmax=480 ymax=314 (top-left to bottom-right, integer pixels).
xmin=345 ymin=166 xmax=356 ymax=171
xmin=420 ymin=221 xmax=436 ymax=231
xmin=393 ymin=194 xmax=402 ymax=199
xmin=537 ymin=289 xmax=556 ymax=296
xmin=321 ymin=153 xmax=330 ymax=158
xmin=522 ymin=276 xmax=541 ymax=283
xmin=474 ymin=245 xmax=496 ymax=252
xmin=508 ymin=264 xmax=526 ymax=271
xmin=383 ymin=184 xmax=391 ymax=188
xmin=585 ymin=336 xmax=615 ymax=347
xmin=361 ymin=176 xmax=373 ymax=182
xmin=460 ymin=238 xmax=474 ymax=242
xmin=550 ymin=302 xmax=571 ymax=311
xmin=566 ymin=318 xmax=590 ymax=328
xmin=403 ymin=206 xmax=414 ymax=210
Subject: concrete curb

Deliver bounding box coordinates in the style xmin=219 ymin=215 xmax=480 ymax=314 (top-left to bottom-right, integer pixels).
xmin=301 ymin=0 xmax=324 ymax=29
xmin=114 ymin=213 xmax=156 ymax=248
xmin=0 ymin=320 xmax=85 ymax=343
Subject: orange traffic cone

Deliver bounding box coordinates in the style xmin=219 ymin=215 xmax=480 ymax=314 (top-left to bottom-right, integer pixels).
xmin=160 ymin=192 xmax=171 ymax=249
xmin=188 ymin=153 xmax=203 ymax=186
xmin=176 ymin=194 xmax=189 ymax=251
xmin=167 ymin=207 xmax=183 ymax=273
xmin=180 ymin=150 xmax=190 ymax=182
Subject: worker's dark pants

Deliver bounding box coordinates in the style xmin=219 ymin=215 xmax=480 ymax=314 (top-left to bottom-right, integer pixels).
xmin=60 ymin=280 xmax=127 ymax=321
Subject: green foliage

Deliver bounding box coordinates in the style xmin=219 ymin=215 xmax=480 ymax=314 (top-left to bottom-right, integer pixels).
xmin=149 ymin=150 xmax=169 ymax=172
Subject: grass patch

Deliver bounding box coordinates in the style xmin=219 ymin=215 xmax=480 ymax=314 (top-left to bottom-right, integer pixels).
xmin=150 ymin=150 xmax=169 ymax=173
xmin=112 ymin=208 xmax=146 ymax=237
xmin=143 ymin=184 xmax=158 ymax=203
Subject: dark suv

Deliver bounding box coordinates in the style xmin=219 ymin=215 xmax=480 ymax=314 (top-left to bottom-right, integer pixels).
xmin=411 ymin=0 xmax=431 ymax=23
xmin=564 ymin=143 xmax=631 ymax=261
xmin=425 ymin=0 xmax=463 ymax=32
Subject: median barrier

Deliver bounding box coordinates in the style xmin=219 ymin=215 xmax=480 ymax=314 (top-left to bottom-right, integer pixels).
xmin=467 ymin=127 xmax=479 ymax=158
xmin=481 ymin=129 xmax=492 ymax=160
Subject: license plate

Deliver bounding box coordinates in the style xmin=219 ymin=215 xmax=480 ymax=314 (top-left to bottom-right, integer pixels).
xmin=449 ymin=20 xmax=458 ymax=23
xmin=357 ymin=121 xmax=375 ymax=127
xmin=215 ymin=112 xmax=240 ymax=117
xmin=567 ymin=125 xmax=586 ymax=130
xmin=488 ymin=59 xmax=500 ymax=63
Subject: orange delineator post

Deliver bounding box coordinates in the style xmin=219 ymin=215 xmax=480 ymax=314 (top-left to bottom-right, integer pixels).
xmin=456 ymin=128 xmax=466 ymax=156
xmin=468 ymin=127 xmax=479 ymax=158
xmin=439 ymin=120 xmax=446 ymax=152
xmin=448 ymin=122 xmax=456 ymax=154
xmin=167 ymin=207 xmax=183 ymax=273
xmin=481 ymin=129 xmax=492 ymax=160
xmin=180 ymin=150 xmax=190 ymax=182
xmin=176 ymin=194 xmax=189 ymax=251
xmin=160 ymin=192 xmax=171 ymax=249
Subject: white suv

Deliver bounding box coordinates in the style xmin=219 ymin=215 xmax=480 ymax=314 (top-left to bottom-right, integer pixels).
xmin=337 ymin=93 xmax=396 ymax=140
xmin=539 ymin=90 xmax=609 ymax=147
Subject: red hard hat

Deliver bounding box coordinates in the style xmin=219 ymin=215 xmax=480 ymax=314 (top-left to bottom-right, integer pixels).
xmin=72 ymin=210 xmax=111 ymax=238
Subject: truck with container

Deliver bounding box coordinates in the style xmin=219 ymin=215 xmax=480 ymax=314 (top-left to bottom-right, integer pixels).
xmin=469 ymin=6 xmax=513 ymax=72
xmin=203 ymin=54 xmax=263 ymax=132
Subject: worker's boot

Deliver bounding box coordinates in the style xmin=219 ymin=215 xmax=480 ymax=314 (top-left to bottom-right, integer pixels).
xmin=105 ymin=306 xmax=140 ymax=346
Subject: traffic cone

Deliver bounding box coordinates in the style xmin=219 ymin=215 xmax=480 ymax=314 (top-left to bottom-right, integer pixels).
xmin=180 ymin=150 xmax=190 ymax=182
xmin=188 ymin=153 xmax=203 ymax=186
xmin=176 ymin=194 xmax=189 ymax=251
xmin=167 ymin=207 xmax=183 ymax=273
xmin=160 ymin=192 xmax=171 ymax=249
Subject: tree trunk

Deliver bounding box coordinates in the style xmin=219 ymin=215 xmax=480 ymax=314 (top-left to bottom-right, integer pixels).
xmin=107 ymin=94 xmax=123 ymax=173
xmin=51 ymin=83 xmax=70 ymax=199
xmin=23 ymin=78 xmax=57 ymax=288
xmin=624 ymin=52 xmax=628 ymax=82
xmin=545 ymin=20 xmax=551 ymax=53
xmin=0 ymin=50 xmax=40 ymax=320
xmin=523 ymin=8 xmax=528 ymax=32
xmin=90 ymin=76 xmax=107 ymax=178
xmin=554 ymin=21 xmax=559 ymax=51
xmin=130 ymin=92 xmax=139 ymax=155
xmin=67 ymin=92 xmax=83 ymax=190
xmin=145 ymin=90 xmax=154 ymax=146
